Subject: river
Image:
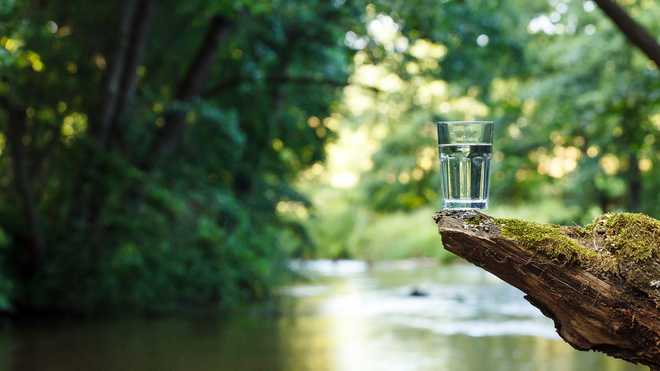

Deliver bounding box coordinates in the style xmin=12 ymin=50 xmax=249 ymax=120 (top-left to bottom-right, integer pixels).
xmin=0 ymin=261 xmax=645 ymax=371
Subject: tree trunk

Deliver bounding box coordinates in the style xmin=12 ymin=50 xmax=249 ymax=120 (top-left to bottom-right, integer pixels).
xmin=95 ymin=0 xmax=137 ymax=145
xmin=107 ymin=0 xmax=154 ymax=142
xmin=70 ymin=0 xmax=154 ymax=226
xmin=627 ymin=151 xmax=642 ymax=211
xmin=66 ymin=0 xmax=155 ymax=254
xmin=2 ymin=99 xmax=45 ymax=277
xmin=433 ymin=210 xmax=660 ymax=369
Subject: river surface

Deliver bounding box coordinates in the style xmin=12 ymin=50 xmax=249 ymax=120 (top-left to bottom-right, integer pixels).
xmin=0 ymin=261 xmax=645 ymax=371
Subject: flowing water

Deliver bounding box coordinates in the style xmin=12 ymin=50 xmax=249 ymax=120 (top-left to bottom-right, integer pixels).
xmin=0 ymin=262 xmax=644 ymax=371
xmin=440 ymin=144 xmax=491 ymax=209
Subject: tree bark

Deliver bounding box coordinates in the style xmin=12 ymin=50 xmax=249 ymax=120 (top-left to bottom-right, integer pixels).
xmin=68 ymin=0 xmax=154 ymax=246
xmin=107 ymin=0 xmax=154 ymax=141
xmin=433 ymin=210 xmax=660 ymax=369
xmin=594 ymin=0 xmax=660 ymax=68
xmin=627 ymin=151 xmax=642 ymax=211
xmin=95 ymin=0 xmax=137 ymax=145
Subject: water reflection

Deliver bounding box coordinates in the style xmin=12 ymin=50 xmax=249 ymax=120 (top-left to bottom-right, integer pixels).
xmin=0 ymin=262 xmax=646 ymax=371
xmin=280 ymin=261 xmax=643 ymax=371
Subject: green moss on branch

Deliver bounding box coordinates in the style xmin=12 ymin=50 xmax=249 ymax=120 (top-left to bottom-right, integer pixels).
xmin=493 ymin=213 xmax=659 ymax=272
xmin=494 ymin=218 xmax=598 ymax=264
xmin=586 ymin=213 xmax=660 ymax=263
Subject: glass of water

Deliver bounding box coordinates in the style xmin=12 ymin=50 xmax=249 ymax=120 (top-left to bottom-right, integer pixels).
xmin=436 ymin=121 xmax=493 ymax=209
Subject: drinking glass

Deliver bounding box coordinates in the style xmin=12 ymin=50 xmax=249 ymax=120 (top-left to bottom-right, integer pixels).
xmin=436 ymin=121 xmax=494 ymax=209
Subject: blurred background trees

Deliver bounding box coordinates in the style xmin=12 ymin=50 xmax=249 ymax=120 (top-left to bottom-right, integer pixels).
xmin=305 ymin=0 xmax=658 ymax=259
xmin=0 ymin=0 xmax=364 ymax=313
xmin=0 ymin=0 xmax=657 ymax=314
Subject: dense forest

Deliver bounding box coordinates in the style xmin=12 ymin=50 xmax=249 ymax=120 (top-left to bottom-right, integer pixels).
xmin=0 ymin=0 xmax=658 ymax=314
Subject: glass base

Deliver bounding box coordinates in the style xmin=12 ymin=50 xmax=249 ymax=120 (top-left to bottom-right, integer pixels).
xmin=442 ymin=199 xmax=488 ymax=210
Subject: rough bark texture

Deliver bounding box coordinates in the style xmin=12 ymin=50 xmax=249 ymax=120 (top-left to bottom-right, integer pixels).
xmin=433 ymin=210 xmax=660 ymax=369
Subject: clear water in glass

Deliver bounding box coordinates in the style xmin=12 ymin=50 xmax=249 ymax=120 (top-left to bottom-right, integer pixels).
xmin=439 ymin=143 xmax=492 ymax=209
xmin=436 ymin=121 xmax=494 ymax=209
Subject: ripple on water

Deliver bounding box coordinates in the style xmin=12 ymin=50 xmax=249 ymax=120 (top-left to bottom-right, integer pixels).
xmin=286 ymin=260 xmax=558 ymax=338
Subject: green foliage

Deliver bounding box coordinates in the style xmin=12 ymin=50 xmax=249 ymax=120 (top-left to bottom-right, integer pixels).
xmin=0 ymin=0 xmax=364 ymax=313
xmin=0 ymin=228 xmax=11 ymax=311
xmin=306 ymin=190 xmax=453 ymax=262
xmin=342 ymin=0 xmax=659 ymax=219
xmin=303 ymin=0 xmax=658 ymax=263
xmin=517 ymin=1 xmax=660 ymax=214
xmin=304 ymin=188 xmax=369 ymax=259
xmin=1 ymin=0 xmax=659 ymax=314
xmin=353 ymin=207 xmax=452 ymax=261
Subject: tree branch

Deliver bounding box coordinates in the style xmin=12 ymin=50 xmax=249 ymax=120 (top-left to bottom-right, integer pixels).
xmin=69 ymin=0 xmax=154 ymax=237
xmin=434 ymin=210 xmax=660 ymax=369
xmin=107 ymin=0 xmax=155 ymax=141
xmin=203 ymin=75 xmax=381 ymax=97
xmin=145 ymin=15 xmax=233 ymax=166
xmin=94 ymin=0 xmax=137 ymax=145
xmin=594 ymin=0 xmax=660 ymax=68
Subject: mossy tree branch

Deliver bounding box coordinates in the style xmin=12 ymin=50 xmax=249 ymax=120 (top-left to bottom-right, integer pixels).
xmin=434 ymin=211 xmax=660 ymax=370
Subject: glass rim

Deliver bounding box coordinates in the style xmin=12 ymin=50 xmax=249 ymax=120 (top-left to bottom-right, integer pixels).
xmin=436 ymin=120 xmax=494 ymax=125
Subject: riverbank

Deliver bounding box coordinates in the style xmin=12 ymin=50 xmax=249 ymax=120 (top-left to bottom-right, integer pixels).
xmin=0 ymin=261 xmax=644 ymax=371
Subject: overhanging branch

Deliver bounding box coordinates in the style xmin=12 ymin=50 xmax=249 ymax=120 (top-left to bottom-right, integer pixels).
xmin=434 ymin=210 xmax=660 ymax=369
xmin=594 ymin=0 xmax=660 ymax=68
xmin=145 ymin=15 xmax=233 ymax=166
xmin=203 ymin=75 xmax=382 ymax=97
